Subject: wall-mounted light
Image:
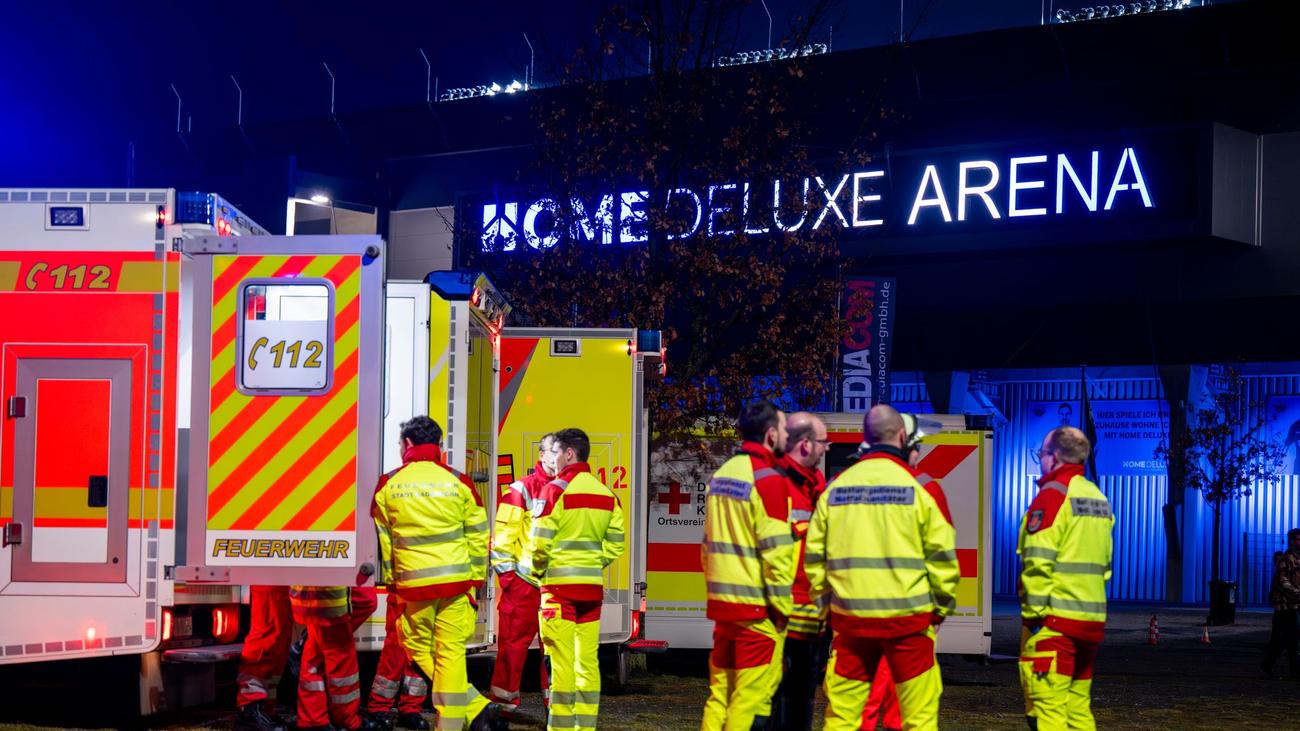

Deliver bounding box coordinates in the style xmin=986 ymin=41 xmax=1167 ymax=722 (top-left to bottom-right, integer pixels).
xmin=310 ymin=193 xmax=331 ymax=204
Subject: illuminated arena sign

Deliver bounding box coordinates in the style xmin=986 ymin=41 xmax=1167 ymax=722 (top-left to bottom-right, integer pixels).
xmin=477 ymin=142 xmax=1164 ymax=253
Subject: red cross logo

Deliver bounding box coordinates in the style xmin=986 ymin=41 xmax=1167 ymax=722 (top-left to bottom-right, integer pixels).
xmin=658 ymin=481 xmax=692 ymax=515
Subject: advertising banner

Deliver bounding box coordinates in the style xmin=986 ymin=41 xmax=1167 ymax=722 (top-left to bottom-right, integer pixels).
xmin=838 ymin=277 xmax=895 ymax=412
xmin=1091 ymin=399 xmax=1168 ymax=475
xmin=1267 ymin=396 xmax=1300 ymax=476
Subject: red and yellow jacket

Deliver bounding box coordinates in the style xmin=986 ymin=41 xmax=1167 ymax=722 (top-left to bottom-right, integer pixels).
xmin=783 ymin=456 xmax=828 ymax=640
xmin=371 ymin=443 xmax=489 ymax=601
xmin=530 ymin=462 xmax=626 ymax=602
xmin=701 ymin=442 xmax=795 ymax=623
xmin=1018 ymin=463 xmax=1114 ymax=643
xmin=805 ymin=447 xmax=959 ymax=638
xmin=491 ymin=461 xmax=552 ymax=578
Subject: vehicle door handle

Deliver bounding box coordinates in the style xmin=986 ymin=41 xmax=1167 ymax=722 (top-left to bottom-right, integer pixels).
xmin=2 ymin=522 xmax=22 ymax=546
xmin=88 ymin=475 xmax=108 ymax=508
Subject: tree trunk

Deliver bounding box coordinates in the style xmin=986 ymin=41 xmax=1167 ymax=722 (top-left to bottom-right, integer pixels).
xmin=1211 ymin=504 xmax=1222 ymax=584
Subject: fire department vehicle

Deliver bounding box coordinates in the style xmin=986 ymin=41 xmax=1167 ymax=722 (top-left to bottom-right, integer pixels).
xmin=0 ymin=185 xmax=662 ymax=712
xmin=0 ymin=189 xmax=286 ymax=711
xmin=646 ymin=413 xmax=995 ymax=657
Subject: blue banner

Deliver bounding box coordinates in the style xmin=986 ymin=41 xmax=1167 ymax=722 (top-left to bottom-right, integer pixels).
xmin=838 ymin=277 xmax=896 ymax=412
xmin=1091 ymin=400 xmax=1168 ymax=475
xmin=1026 ymin=398 xmax=1168 ymax=475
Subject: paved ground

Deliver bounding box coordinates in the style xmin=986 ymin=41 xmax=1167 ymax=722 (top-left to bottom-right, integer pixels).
xmin=0 ymin=603 xmax=1296 ymax=730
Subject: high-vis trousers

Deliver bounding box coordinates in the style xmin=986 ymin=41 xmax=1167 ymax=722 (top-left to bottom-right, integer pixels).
xmin=538 ymin=592 xmax=602 ymax=731
xmin=1019 ymin=625 xmax=1099 ymax=731
xmin=701 ymin=618 xmax=785 ymax=731
xmin=368 ymin=592 xmax=429 ymax=715
xmin=399 ymin=593 xmax=490 ymax=731
xmin=823 ymin=628 xmax=942 ymax=731
xmin=861 ymin=658 xmax=902 ymax=731
xmin=299 ymin=619 xmax=365 ymax=730
xmin=490 ymin=573 xmax=549 ymax=713
xmin=237 ymin=586 xmax=293 ymax=709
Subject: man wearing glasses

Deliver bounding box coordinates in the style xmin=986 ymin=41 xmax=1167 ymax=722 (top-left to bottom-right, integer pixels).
xmin=1018 ymin=427 xmax=1114 ymax=731
xmin=771 ymin=412 xmax=829 ymax=731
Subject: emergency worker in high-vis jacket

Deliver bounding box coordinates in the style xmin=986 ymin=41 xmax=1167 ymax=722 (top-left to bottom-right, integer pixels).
xmin=805 ymin=405 xmax=960 ymax=731
xmin=700 ymin=400 xmax=795 ymax=731
xmin=489 ymin=433 xmax=558 ymax=716
xmin=770 ymin=412 xmax=829 ymax=731
xmin=372 ymin=416 xmax=499 ymax=731
xmin=289 ymin=584 xmax=376 ymax=731
xmin=1018 ymin=427 xmax=1114 ymax=731
xmin=530 ymin=428 xmax=626 ymax=731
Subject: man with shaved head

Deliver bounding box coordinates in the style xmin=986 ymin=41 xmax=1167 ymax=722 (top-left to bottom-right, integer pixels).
xmin=1018 ymin=427 xmax=1113 ymax=731
xmin=770 ymin=412 xmax=829 ymax=731
xmin=804 ymin=405 xmax=959 ymax=730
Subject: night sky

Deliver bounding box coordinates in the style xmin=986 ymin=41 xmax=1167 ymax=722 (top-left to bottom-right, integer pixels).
xmin=0 ymin=1 xmax=1205 ymax=187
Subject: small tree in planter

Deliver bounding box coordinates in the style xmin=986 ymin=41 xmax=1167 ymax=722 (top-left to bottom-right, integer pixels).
xmin=1155 ymin=370 xmax=1284 ymax=625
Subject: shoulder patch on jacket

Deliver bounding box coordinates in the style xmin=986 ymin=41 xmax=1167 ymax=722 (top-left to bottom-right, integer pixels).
xmin=1025 ymin=488 xmax=1067 ymax=534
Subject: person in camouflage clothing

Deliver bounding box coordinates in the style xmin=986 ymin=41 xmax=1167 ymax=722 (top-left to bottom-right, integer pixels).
xmin=1262 ymin=528 xmax=1300 ymax=679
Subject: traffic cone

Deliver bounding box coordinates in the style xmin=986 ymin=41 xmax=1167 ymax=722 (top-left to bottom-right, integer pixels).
xmin=1199 ymin=625 xmax=1212 ymax=644
xmin=1147 ymin=615 xmax=1160 ymax=645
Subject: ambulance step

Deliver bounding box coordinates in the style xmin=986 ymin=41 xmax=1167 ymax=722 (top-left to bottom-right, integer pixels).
xmin=626 ymin=639 xmax=669 ymax=653
xmin=163 ymin=643 xmax=243 ymax=663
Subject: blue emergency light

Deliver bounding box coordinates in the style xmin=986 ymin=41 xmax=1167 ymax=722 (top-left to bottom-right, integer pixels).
xmin=175 ymin=191 xmax=214 ymax=225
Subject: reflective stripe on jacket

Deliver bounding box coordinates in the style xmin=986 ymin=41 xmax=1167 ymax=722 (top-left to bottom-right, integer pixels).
xmin=492 ymin=462 xmax=551 ymax=576
xmin=784 ymin=456 xmax=828 ymax=640
xmin=289 ymin=586 xmax=350 ymax=623
xmin=1018 ymin=463 xmax=1114 ymax=642
xmin=530 ymin=463 xmax=625 ymax=602
xmin=701 ymin=442 xmax=795 ymax=623
xmin=372 ymin=445 xmax=489 ymax=601
xmin=804 ymin=448 xmax=959 ymax=638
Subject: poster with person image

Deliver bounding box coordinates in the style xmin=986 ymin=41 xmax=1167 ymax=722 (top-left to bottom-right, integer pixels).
xmin=1026 ymin=400 xmax=1080 ymax=476
xmin=1266 ymin=395 xmax=1300 ymax=476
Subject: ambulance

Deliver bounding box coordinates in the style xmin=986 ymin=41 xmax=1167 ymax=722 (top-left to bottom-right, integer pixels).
xmin=0 ymin=189 xmax=293 ymax=712
xmin=359 ymin=304 xmax=666 ymax=689
xmin=645 ymin=412 xmax=995 ymax=657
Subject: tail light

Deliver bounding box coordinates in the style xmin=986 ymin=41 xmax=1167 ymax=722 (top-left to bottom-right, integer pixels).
xmin=631 ymin=610 xmax=643 ymax=640
xmin=213 ymin=606 xmax=240 ymax=643
xmin=162 ymin=608 xmax=174 ymax=642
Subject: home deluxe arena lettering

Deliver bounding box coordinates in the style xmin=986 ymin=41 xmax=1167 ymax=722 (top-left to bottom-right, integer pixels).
xmin=479 ymin=145 xmax=1154 ymax=252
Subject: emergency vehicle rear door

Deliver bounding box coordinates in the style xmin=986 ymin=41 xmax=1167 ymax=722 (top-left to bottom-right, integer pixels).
xmin=498 ymin=328 xmax=642 ymax=644
xmin=178 ymin=235 xmax=384 ymax=586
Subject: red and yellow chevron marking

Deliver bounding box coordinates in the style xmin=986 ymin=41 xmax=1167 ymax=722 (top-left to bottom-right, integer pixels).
xmin=204 ymin=254 xmax=362 ymax=532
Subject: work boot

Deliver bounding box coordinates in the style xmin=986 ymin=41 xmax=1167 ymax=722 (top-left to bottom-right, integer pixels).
xmin=233 ymin=703 xmax=289 ymax=731
xmin=468 ymin=703 xmax=502 ymax=731
xmin=358 ymin=715 xmax=390 ymax=731
xmin=361 ymin=711 xmax=394 ymax=731
xmin=394 ymin=712 xmax=430 ymax=730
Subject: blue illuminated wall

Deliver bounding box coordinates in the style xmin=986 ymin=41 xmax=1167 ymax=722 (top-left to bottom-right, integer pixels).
xmin=889 ymin=367 xmax=1300 ymax=605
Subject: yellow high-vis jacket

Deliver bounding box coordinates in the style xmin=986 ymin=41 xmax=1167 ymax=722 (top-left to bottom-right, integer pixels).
xmin=1018 ymin=463 xmax=1114 ymax=643
xmin=701 ymin=442 xmax=795 ymax=623
xmin=805 ymin=447 xmax=960 ymax=637
xmin=530 ymin=463 xmax=625 ymax=601
xmin=289 ymin=586 xmax=351 ymax=624
xmin=491 ymin=461 xmax=551 ymax=578
xmin=372 ymin=444 xmax=489 ymax=601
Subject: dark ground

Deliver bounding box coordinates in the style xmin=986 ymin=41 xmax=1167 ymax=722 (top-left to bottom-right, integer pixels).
xmin=1 ymin=603 xmax=1296 ymax=730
